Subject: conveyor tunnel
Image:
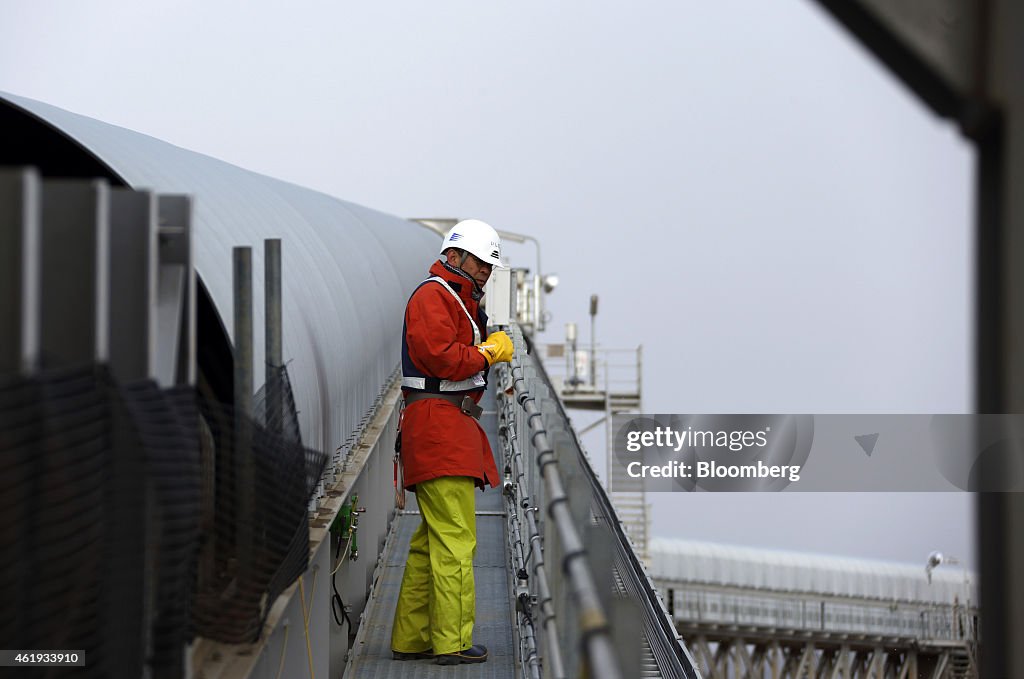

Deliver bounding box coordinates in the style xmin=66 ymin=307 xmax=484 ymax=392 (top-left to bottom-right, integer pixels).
xmin=0 ymin=92 xmax=699 ymax=679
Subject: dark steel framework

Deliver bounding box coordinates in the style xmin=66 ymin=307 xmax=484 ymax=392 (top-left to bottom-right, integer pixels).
xmin=811 ymin=2 xmax=1024 ymax=676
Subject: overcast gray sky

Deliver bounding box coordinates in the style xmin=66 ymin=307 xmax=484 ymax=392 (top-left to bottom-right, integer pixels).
xmin=1 ymin=1 xmax=976 ymax=568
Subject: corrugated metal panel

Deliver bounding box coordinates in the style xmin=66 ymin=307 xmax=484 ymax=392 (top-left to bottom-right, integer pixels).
xmin=1 ymin=91 xmax=439 ymax=453
xmin=649 ymin=537 xmax=977 ymax=605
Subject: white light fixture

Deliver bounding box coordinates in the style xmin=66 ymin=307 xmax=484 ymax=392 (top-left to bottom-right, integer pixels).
xmin=925 ymin=550 xmax=959 ymax=584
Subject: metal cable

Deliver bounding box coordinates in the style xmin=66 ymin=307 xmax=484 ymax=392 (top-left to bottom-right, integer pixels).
xmin=500 ymin=399 xmax=564 ymax=679
xmin=502 ymin=475 xmax=542 ymax=679
xmin=502 ymin=403 xmax=566 ymax=679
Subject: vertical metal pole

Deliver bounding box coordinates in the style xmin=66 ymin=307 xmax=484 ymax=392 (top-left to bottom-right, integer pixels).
xmin=976 ymin=0 xmax=1024 ymax=669
xmin=636 ymin=344 xmax=643 ymax=402
xmin=589 ymin=295 xmax=598 ymax=387
xmin=265 ymin=239 xmax=283 ymax=436
xmin=535 ymin=241 xmax=542 ymax=332
xmin=637 ymin=348 xmax=647 ymax=562
xmin=233 ymin=247 xmax=254 ymax=574
xmin=605 ymin=358 xmax=612 ymax=492
xmin=975 ymin=118 xmax=1004 ymax=413
xmin=533 ymin=273 xmax=541 ymax=333
xmin=234 ymin=247 xmax=254 ymax=417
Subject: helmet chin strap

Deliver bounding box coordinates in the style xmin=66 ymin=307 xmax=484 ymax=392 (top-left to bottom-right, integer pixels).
xmin=444 ymin=252 xmax=484 ymax=300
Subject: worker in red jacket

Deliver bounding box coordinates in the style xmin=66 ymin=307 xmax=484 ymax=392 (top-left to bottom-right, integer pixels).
xmin=391 ymin=219 xmax=513 ymax=666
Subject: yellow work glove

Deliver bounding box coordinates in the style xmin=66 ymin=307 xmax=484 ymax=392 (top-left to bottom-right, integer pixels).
xmin=477 ymin=330 xmax=514 ymax=365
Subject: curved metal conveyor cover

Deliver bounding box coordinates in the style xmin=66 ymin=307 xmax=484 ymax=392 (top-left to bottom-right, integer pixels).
xmin=1 ymin=91 xmax=439 ymax=452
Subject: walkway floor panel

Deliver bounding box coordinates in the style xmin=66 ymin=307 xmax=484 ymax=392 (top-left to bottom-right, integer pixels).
xmin=343 ymin=490 xmax=515 ymax=679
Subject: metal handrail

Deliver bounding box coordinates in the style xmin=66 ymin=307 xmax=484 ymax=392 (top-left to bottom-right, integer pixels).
xmin=499 ymin=324 xmax=623 ymax=679
xmin=505 ymin=324 xmax=701 ymax=679
xmin=501 ymin=405 xmax=564 ymax=679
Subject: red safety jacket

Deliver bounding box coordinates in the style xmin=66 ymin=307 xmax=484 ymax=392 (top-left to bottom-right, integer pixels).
xmin=399 ymin=260 xmax=499 ymax=490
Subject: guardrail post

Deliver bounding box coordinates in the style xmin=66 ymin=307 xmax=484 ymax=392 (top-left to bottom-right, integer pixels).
xmin=234 ymin=246 xmax=254 ymax=575
xmin=265 ymin=238 xmax=282 ymax=435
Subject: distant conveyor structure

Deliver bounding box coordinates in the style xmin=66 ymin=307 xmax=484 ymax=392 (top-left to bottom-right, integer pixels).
xmin=0 ymin=91 xmax=700 ymax=679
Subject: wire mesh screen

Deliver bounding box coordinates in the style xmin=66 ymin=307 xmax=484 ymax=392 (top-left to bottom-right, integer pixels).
xmin=192 ymin=364 xmax=327 ymax=644
xmin=253 ymin=363 xmax=302 ymax=445
xmin=119 ymin=381 xmax=200 ymax=678
xmin=0 ymin=364 xmax=180 ymax=679
xmin=0 ymin=365 xmax=108 ymax=679
xmin=0 ymin=359 xmax=327 ymax=677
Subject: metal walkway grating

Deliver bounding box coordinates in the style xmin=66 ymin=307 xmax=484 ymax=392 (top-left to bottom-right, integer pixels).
xmin=343 ymin=403 xmax=517 ymax=679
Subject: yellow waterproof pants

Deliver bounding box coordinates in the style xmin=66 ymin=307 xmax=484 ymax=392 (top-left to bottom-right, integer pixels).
xmin=391 ymin=476 xmax=476 ymax=655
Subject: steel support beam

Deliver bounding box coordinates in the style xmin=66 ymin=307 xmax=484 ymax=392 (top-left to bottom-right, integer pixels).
xmin=811 ymin=0 xmax=980 ymax=125
xmin=811 ymin=1 xmax=1022 ymax=676
xmin=681 ymin=619 xmax=976 ymax=678
xmin=973 ymin=1 xmax=1024 ymax=676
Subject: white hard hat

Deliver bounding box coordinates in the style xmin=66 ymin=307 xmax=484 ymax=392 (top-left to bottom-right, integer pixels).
xmin=439 ymin=219 xmax=503 ymax=268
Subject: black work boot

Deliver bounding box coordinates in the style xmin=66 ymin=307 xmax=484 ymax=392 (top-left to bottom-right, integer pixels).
xmin=436 ymin=644 xmax=489 ymax=665
xmin=392 ymin=648 xmax=434 ymax=660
